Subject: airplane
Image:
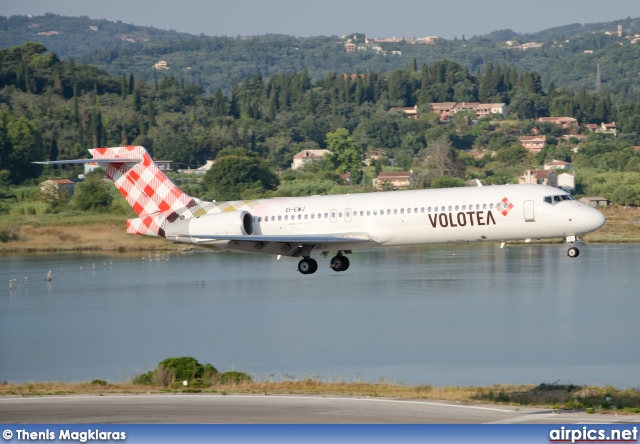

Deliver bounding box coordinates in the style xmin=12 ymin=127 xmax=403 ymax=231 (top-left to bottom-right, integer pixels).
xmin=36 ymin=146 xmax=606 ymax=275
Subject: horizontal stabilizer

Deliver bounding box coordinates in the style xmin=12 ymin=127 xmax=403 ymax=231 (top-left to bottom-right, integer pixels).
xmin=34 ymin=158 xmax=141 ymax=165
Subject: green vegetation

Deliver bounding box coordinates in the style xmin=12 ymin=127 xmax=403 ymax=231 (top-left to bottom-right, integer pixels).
xmin=133 ymin=356 xmax=251 ymax=389
xmin=2 ymin=19 xmax=640 ymax=242
xmin=2 ymin=374 xmax=640 ymax=414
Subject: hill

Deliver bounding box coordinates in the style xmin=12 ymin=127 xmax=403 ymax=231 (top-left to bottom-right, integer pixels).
xmin=0 ymin=13 xmax=192 ymax=58
xmin=2 ymin=14 xmax=640 ymax=101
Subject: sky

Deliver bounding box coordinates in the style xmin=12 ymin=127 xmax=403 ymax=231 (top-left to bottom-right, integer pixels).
xmin=1 ymin=0 xmax=640 ymax=39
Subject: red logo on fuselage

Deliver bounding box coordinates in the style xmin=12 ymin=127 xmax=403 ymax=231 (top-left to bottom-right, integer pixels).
xmin=497 ymin=197 xmax=513 ymax=217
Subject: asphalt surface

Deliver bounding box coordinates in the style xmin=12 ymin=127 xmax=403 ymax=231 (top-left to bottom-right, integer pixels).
xmin=2 ymin=394 xmax=639 ymax=424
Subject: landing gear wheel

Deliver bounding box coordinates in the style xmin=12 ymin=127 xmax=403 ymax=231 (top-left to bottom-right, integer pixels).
xmin=567 ymin=247 xmax=580 ymax=258
xmin=298 ymin=258 xmax=318 ymax=275
xmin=330 ymin=255 xmax=350 ymax=272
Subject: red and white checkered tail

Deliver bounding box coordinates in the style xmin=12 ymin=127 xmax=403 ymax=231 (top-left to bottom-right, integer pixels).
xmin=90 ymin=146 xmax=198 ymax=237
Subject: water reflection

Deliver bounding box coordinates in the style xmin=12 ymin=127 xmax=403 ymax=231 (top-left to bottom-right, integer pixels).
xmin=0 ymin=244 xmax=639 ymax=387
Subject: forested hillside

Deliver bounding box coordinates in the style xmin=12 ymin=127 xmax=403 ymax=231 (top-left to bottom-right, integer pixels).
xmin=2 ymin=14 xmax=640 ymax=103
xmin=2 ymin=41 xmax=640 ymax=212
xmin=0 ymin=14 xmax=192 ymax=58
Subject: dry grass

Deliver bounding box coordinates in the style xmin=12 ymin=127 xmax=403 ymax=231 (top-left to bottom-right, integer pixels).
xmin=583 ymin=206 xmax=640 ymax=242
xmin=0 ymin=223 xmax=171 ymax=253
xmin=1 ymin=380 xmax=638 ymax=413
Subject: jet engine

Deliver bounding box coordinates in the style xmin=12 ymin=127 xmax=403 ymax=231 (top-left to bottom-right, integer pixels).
xmin=164 ymin=210 xmax=254 ymax=241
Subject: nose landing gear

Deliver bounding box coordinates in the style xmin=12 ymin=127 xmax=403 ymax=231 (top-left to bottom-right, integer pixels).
xmin=566 ymin=235 xmax=580 ymax=258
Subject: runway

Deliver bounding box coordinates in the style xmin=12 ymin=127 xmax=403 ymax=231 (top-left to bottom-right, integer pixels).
xmin=2 ymin=394 xmax=639 ymax=424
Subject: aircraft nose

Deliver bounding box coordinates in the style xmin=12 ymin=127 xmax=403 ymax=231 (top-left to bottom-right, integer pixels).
xmin=576 ymin=205 xmax=606 ymax=234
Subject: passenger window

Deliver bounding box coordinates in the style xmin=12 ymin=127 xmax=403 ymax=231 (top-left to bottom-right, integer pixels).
xmin=386 ymin=209 xmax=390 ymax=215
xmin=345 ymin=211 xmax=350 ymax=218
xmin=278 ymin=215 xmax=282 ymax=221
xmin=448 ymin=206 xmax=452 ymax=211
xmin=373 ymin=210 xmax=377 ymax=215
xmin=455 ymin=205 xmax=459 ymax=211
xmin=428 ymin=207 xmax=431 ymax=212
xmin=271 ymin=216 xmax=275 ymax=221
xmin=298 ymin=214 xmax=302 ymax=220
xmin=400 ymin=208 xmax=404 ymax=214
xmin=367 ymin=210 xmax=370 ymax=216
xmin=258 ymin=217 xmax=262 ymax=222
xmin=482 ymin=204 xmax=486 ymax=210
xmin=462 ymin=205 xmax=466 ymax=210
xmin=476 ymin=204 xmax=480 ymax=210
xmin=441 ymin=206 xmax=445 ymax=212
xmin=338 ymin=212 xmax=342 ymax=218
xmin=353 ymin=211 xmax=356 ymax=217
xmin=285 ymin=215 xmax=289 ymax=220
xmin=324 ymin=213 xmax=328 ymax=218
xmin=407 ymin=208 xmax=411 ymax=214
xmin=414 ymin=207 xmax=418 ymax=213
xmin=331 ymin=212 xmax=336 ymax=218
xmin=394 ymin=209 xmax=398 ymax=214
xmin=421 ymin=207 xmax=425 ymax=213
xmin=490 ymin=204 xmax=494 ymax=209
xmin=360 ymin=211 xmax=364 ymax=216
xmin=311 ymin=214 xmax=315 ymax=219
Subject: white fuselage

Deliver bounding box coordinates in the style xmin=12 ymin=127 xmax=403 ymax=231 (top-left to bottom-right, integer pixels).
xmin=191 ymin=184 xmax=605 ymax=254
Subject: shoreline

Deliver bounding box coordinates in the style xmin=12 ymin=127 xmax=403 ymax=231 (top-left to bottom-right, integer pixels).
xmin=1 ymin=380 xmax=638 ymax=414
xmin=1 ymin=206 xmax=639 ymax=254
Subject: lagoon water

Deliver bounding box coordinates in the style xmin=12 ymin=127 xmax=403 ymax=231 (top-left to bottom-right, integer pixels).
xmin=1 ymin=243 xmax=639 ymax=387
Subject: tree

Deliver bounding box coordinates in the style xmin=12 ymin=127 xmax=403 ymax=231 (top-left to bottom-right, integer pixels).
xmin=431 ymin=176 xmax=466 ymax=188
xmin=0 ymin=111 xmax=43 ymax=184
xmin=426 ymin=136 xmax=463 ymax=179
xmin=202 ymin=148 xmax=279 ymax=200
xmin=326 ymin=128 xmax=363 ymax=183
xmin=73 ymin=174 xmax=113 ymax=211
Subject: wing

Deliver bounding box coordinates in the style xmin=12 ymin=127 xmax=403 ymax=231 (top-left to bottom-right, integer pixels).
xmin=166 ymin=233 xmax=377 ymax=257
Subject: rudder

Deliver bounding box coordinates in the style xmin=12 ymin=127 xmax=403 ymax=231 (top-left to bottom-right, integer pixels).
xmin=91 ymin=146 xmax=199 ymax=236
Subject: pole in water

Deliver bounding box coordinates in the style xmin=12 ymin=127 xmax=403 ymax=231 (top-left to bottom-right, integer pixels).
xmin=9 ymin=280 xmax=12 ymax=290
xmin=46 ymin=271 xmax=52 ymax=281
xmin=92 ymin=263 xmax=96 ymax=270
xmin=24 ymin=277 xmax=28 ymax=287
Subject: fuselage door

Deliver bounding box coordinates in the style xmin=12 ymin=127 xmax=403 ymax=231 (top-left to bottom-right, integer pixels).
xmin=524 ymin=200 xmax=535 ymax=222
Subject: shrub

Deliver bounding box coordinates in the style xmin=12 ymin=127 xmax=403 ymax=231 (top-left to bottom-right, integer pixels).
xmin=218 ymin=371 xmax=252 ymax=385
xmin=133 ymin=372 xmax=154 ymax=385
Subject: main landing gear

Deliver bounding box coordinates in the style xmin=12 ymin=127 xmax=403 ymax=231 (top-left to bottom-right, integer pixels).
xmin=566 ymin=235 xmax=580 ymax=258
xmin=297 ymin=257 xmax=318 ymax=275
xmin=297 ymin=252 xmax=350 ymax=275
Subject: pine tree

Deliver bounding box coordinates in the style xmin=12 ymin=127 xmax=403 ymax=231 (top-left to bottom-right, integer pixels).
xmin=128 ymin=72 xmax=134 ymax=95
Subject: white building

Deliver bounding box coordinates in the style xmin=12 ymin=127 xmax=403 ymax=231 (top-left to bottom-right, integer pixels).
xmin=292 ymin=149 xmax=331 ymax=170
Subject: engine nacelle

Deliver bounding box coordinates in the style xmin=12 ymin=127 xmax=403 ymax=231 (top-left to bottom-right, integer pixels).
xmin=164 ymin=210 xmax=254 ymax=241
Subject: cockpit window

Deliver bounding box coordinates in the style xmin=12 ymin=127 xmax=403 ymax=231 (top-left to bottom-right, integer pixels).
xmin=544 ymin=194 xmax=572 ymax=205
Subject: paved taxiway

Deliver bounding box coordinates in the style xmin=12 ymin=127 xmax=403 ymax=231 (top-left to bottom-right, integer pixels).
xmin=2 ymin=395 xmax=640 ymax=424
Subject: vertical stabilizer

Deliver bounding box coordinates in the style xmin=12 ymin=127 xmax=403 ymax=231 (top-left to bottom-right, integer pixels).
xmin=90 ymin=146 xmax=199 ymax=236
